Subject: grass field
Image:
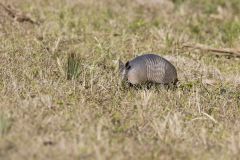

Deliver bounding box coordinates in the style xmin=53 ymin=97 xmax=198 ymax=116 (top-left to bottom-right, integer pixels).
xmin=0 ymin=0 xmax=240 ymax=159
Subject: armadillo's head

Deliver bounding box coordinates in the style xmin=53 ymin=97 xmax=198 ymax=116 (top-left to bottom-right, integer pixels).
xmin=118 ymin=60 xmax=131 ymax=81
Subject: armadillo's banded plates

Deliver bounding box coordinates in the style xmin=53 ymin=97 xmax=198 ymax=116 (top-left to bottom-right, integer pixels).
xmin=131 ymin=54 xmax=177 ymax=84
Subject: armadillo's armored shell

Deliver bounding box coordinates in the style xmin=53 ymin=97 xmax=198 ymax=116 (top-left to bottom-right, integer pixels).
xmin=127 ymin=54 xmax=177 ymax=85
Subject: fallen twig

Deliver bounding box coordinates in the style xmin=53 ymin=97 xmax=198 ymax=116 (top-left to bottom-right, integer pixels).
xmin=182 ymin=43 xmax=240 ymax=58
xmin=0 ymin=2 xmax=39 ymax=25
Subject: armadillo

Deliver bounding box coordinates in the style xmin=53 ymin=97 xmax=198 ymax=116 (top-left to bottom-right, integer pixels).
xmin=119 ymin=54 xmax=178 ymax=85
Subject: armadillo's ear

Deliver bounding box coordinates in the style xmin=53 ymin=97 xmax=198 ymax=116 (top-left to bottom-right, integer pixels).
xmin=125 ymin=61 xmax=131 ymax=70
xmin=118 ymin=60 xmax=124 ymax=72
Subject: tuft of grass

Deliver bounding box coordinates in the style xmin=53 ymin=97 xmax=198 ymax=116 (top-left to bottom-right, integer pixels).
xmin=66 ymin=52 xmax=81 ymax=80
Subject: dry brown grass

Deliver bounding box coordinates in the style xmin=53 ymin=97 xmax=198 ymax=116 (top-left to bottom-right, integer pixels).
xmin=0 ymin=0 xmax=240 ymax=159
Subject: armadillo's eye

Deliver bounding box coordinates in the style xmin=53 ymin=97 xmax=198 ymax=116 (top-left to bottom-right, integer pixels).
xmin=125 ymin=61 xmax=131 ymax=70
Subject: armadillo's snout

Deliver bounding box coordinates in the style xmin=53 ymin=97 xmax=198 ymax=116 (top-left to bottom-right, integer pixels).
xmin=120 ymin=69 xmax=128 ymax=81
xmin=118 ymin=60 xmax=128 ymax=81
xmin=119 ymin=61 xmax=130 ymax=81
